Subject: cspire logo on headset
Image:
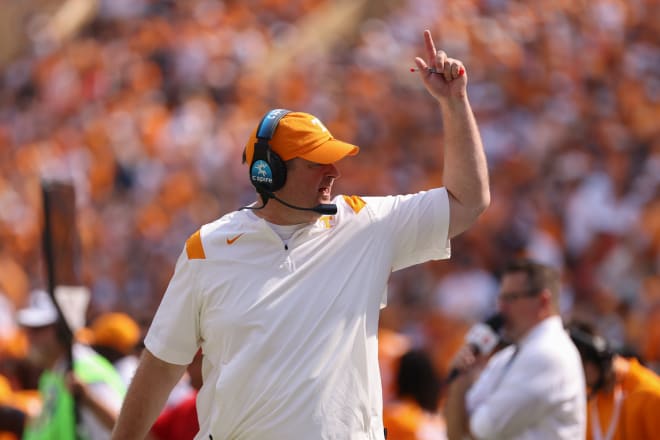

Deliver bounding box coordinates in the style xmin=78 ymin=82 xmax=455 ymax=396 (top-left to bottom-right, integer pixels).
xmin=265 ymin=108 xmax=289 ymax=120
xmin=251 ymin=160 xmax=273 ymax=185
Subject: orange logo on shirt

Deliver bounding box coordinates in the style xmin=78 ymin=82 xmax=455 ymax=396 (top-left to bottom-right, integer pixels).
xmin=226 ymin=233 xmax=244 ymax=245
xmin=319 ymin=216 xmax=332 ymax=229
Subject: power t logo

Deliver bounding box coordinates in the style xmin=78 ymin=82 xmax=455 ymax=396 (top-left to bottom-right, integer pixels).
xmin=310 ymin=117 xmax=328 ymax=133
xmin=251 ymin=160 xmax=272 ymax=184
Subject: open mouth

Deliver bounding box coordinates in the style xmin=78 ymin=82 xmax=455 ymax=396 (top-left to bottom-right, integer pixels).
xmin=318 ymin=187 xmax=331 ymax=197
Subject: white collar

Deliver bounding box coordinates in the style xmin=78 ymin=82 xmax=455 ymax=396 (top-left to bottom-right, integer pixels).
xmin=518 ymin=315 xmax=563 ymax=347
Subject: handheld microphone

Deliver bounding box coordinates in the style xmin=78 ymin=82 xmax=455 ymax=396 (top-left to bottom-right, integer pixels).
xmin=446 ymin=313 xmax=505 ymax=383
xmin=240 ymin=191 xmax=337 ymax=215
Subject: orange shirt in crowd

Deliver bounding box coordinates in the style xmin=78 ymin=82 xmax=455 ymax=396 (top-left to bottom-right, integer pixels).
xmin=382 ymin=398 xmax=446 ymax=440
xmin=586 ymin=358 xmax=660 ymax=440
xmin=0 ymin=372 xmax=41 ymax=440
xmin=0 ymin=374 xmax=16 ymax=440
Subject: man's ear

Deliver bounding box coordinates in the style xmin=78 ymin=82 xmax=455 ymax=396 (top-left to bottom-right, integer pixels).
xmin=538 ymin=288 xmax=554 ymax=312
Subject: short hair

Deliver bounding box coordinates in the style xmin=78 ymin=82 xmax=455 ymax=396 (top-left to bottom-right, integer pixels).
xmin=567 ymin=321 xmax=614 ymax=394
xmin=567 ymin=322 xmax=614 ymax=366
xmin=396 ymin=349 xmax=441 ymax=412
xmin=502 ymin=259 xmax=561 ymax=306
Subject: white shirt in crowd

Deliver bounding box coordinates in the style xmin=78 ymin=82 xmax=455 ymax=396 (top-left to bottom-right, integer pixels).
xmin=466 ymin=316 xmax=586 ymax=439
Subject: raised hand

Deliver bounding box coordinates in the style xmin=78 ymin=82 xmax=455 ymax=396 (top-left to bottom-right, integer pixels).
xmin=414 ymin=29 xmax=467 ymax=101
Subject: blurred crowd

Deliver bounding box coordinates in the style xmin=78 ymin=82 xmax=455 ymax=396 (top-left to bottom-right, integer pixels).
xmin=1 ymin=0 xmax=660 ymax=434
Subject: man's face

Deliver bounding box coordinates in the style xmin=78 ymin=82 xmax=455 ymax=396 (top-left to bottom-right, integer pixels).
xmin=582 ymin=359 xmax=601 ymax=389
xmin=497 ymin=272 xmax=542 ymax=342
xmin=276 ymin=158 xmax=340 ymax=209
xmin=24 ymin=324 xmax=59 ymax=367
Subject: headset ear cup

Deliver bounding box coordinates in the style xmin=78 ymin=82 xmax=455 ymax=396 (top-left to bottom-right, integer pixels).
xmin=250 ymin=141 xmax=271 ymax=192
xmin=249 ymin=141 xmax=287 ymax=193
xmin=267 ymin=150 xmax=287 ymax=192
xmin=249 ymin=108 xmax=292 ymax=194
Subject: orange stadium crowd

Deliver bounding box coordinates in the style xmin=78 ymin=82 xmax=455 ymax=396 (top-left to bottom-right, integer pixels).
xmin=1 ymin=0 xmax=659 ymax=437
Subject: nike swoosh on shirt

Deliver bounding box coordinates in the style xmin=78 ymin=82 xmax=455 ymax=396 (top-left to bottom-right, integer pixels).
xmin=226 ymin=233 xmax=244 ymax=245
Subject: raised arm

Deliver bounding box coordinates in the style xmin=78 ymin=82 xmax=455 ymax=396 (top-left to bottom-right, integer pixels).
xmin=414 ymin=30 xmax=490 ymax=239
xmin=111 ymin=349 xmax=187 ymax=440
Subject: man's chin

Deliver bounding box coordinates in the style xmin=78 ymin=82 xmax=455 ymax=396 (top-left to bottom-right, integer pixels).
xmin=501 ymin=328 xmax=514 ymax=344
xmin=27 ymin=349 xmax=46 ymax=366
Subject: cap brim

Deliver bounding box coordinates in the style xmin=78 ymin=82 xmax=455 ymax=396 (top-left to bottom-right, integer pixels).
xmin=17 ymin=309 xmax=58 ymax=328
xmin=298 ymin=139 xmax=359 ymax=164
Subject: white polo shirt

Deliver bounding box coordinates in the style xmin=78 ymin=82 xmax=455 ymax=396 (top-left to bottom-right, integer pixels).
xmin=145 ymin=189 xmax=451 ymax=440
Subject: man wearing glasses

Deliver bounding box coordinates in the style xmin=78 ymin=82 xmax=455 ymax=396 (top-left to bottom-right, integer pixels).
xmin=445 ymin=259 xmax=586 ymax=439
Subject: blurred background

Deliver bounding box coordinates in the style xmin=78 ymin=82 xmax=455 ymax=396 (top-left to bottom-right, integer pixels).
xmin=1 ymin=0 xmax=659 ymax=404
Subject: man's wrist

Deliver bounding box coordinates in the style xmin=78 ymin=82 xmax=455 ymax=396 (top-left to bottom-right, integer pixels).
xmin=437 ymin=93 xmax=469 ymax=110
xmin=448 ymin=376 xmax=470 ymax=398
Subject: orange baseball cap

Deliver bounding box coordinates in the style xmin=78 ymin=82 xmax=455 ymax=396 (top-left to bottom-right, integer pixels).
xmin=244 ymin=111 xmax=359 ymax=164
xmin=84 ymin=312 xmax=141 ymax=355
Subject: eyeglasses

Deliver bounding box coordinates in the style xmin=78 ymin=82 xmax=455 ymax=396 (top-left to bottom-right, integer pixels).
xmin=498 ymin=290 xmax=538 ymax=303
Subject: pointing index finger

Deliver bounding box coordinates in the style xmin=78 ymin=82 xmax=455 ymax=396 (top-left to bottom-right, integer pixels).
xmin=424 ymin=30 xmax=438 ymax=70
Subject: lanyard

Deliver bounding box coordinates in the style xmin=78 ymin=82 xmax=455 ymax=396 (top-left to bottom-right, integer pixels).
xmin=590 ymin=385 xmax=623 ymax=440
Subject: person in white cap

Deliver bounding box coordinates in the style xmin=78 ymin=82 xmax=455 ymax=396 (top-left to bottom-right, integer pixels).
xmin=113 ymin=29 xmax=490 ymax=440
xmin=18 ymin=290 xmax=126 ymax=440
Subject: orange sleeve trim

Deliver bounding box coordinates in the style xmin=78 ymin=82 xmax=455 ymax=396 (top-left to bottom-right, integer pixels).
xmin=343 ymin=195 xmax=366 ymax=214
xmin=186 ymin=229 xmax=206 ymax=260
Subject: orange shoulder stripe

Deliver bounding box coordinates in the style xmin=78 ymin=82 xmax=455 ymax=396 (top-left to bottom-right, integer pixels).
xmin=186 ymin=229 xmax=206 ymax=260
xmin=342 ymin=195 xmax=366 ymax=214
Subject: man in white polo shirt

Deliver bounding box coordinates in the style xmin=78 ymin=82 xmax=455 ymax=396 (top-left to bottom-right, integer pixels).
xmin=112 ymin=29 xmax=490 ymax=440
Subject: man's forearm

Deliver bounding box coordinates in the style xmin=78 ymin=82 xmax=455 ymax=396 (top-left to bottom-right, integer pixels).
xmin=80 ymin=389 xmax=119 ymax=431
xmin=445 ymin=376 xmax=473 ymax=440
xmin=111 ymin=349 xmax=187 ymax=440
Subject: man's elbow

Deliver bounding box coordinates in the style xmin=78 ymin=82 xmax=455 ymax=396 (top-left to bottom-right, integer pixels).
xmin=476 ymin=190 xmax=490 ymax=217
xmin=468 ymin=184 xmax=490 ymax=213
xmin=468 ymin=182 xmax=491 ymax=221
xmin=448 ymin=192 xmax=490 ymax=238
